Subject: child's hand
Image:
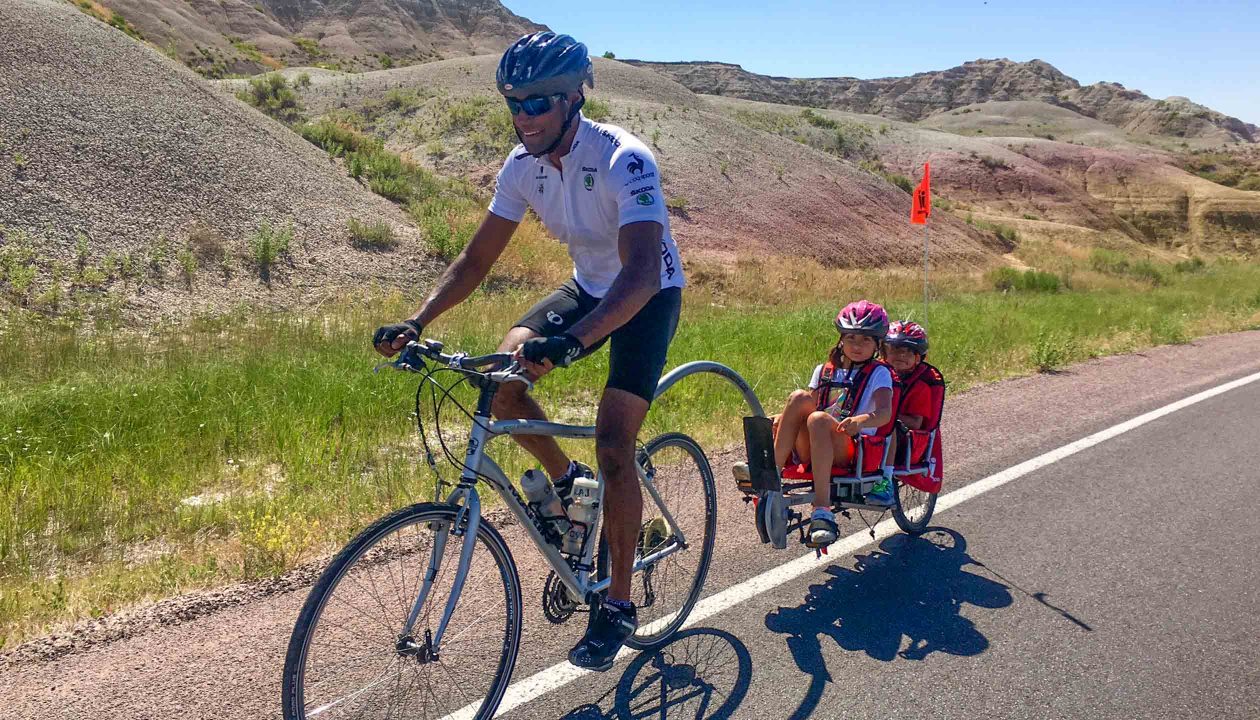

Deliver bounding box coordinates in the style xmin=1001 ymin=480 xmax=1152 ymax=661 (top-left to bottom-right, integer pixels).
xmin=837 ymin=417 xmax=863 ymax=437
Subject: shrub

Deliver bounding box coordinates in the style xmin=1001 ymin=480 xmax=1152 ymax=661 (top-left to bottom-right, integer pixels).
xmin=1174 ymin=256 xmax=1206 ymax=273
xmin=177 ymin=246 xmax=197 ymax=289
xmin=988 ymin=267 xmax=1061 ymax=293
xmin=107 ymin=11 xmax=143 ymax=40
xmin=800 ymin=108 xmax=839 ymax=130
xmin=249 ymin=220 xmax=292 ymax=281
xmin=1090 ymin=248 xmax=1167 ymax=285
xmin=1149 ymin=316 xmax=1188 ymax=345
xmin=583 ymin=97 xmax=612 ymax=122
xmin=979 ymin=155 xmax=1010 ymax=171
xmin=295 ymin=72 xmax=312 ymax=89
xmin=602 ymin=51 xmax=615 ymax=59
xmin=187 ymin=225 xmax=227 ymax=263
xmin=348 ymin=218 xmax=397 ymax=250
xmin=299 ymin=119 xmax=371 ymax=157
xmin=238 ymin=74 xmax=302 ymax=123
xmin=666 ymin=196 xmax=689 ymax=211
xmin=292 ymin=37 xmax=323 ymax=57
xmin=1031 ymin=329 xmax=1072 ymax=372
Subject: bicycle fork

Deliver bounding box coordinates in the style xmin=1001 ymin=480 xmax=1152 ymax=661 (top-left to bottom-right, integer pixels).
xmin=400 ymin=421 xmax=492 ymax=659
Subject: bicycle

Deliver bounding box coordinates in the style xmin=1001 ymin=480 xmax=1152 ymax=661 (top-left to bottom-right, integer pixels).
xmin=281 ymin=339 xmax=760 ymax=719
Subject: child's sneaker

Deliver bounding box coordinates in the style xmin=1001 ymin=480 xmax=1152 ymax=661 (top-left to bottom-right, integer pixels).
xmin=731 ymin=461 xmax=753 ymax=492
xmin=806 ymin=507 xmax=838 ymax=547
xmin=865 ymin=477 xmax=895 ymax=507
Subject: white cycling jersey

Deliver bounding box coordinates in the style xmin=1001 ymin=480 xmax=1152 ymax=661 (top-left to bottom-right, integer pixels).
xmin=488 ymin=114 xmax=685 ymax=298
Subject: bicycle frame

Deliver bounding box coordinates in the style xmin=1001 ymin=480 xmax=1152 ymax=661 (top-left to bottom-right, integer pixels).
xmin=402 ymin=358 xmax=766 ymax=655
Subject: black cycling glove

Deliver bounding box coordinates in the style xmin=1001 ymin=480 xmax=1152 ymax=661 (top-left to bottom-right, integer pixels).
xmin=521 ymin=333 xmax=583 ymax=368
xmin=373 ymin=319 xmax=424 ymax=350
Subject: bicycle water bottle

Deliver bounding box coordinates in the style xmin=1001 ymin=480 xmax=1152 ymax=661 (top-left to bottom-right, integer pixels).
xmin=562 ymin=476 xmax=601 ymax=556
xmin=521 ymin=470 xmax=570 ymax=542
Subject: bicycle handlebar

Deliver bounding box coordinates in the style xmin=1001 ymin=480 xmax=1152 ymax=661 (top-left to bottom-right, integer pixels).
xmin=376 ymin=339 xmax=533 ymax=390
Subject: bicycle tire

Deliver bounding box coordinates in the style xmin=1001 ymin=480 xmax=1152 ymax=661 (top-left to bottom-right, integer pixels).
xmin=281 ymin=502 xmax=522 ymax=720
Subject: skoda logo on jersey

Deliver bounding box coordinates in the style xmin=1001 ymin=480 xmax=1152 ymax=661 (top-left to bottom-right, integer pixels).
xmin=627 ymin=153 xmax=645 ymax=175
xmin=546 ymin=310 xmax=564 ymax=326
xmin=538 ymin=182 xmax=544 ymax=194
xmin=584 ymin=173 xmax=594 ymax=191
xmin=636 ymin=192 xmax=655 ymax=206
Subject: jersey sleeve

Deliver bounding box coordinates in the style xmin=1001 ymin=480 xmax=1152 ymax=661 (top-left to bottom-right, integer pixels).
xmin=607 ymin=145 xmax=668 ymax=228
xmin=807 ymin=364 xmax=824 ymax=390
xmin=487 ymin=150 xmax=528 ymax=223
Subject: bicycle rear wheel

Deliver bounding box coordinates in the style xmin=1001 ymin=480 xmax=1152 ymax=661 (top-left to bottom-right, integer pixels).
xmin=599 ymin=432 xmax=717 ymax=650
xmin=282 ymin=502 xmax=521 ymax=720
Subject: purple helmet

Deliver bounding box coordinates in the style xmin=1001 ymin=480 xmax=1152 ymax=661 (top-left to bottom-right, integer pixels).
xmin=885 ymin=320 xmax=929 ymax=355
xmin=835 ymin=300 xmax=889 ymax=339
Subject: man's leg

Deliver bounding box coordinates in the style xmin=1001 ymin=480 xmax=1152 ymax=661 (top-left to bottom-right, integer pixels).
xmin=594 ymin=387 xmax=649 ymax=602
xmin=492 ymin=326 xmax=570 ymax=478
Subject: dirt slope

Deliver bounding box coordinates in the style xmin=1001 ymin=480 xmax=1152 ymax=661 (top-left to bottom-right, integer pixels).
xmin=0 ymin=0 xmax=436 ymax=321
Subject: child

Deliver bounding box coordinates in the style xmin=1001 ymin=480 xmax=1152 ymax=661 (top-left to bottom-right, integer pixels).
xmin=772 ymin=300 xmax=896 ymax=547
xmin=883 ymin=321 xmax=945 ymax=493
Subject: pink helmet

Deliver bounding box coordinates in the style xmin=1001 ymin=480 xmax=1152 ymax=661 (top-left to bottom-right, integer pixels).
xmin=835 ymin=300 xmax=889 ymax=339
xmin=885 ymin=320 xmax=929 ymax=355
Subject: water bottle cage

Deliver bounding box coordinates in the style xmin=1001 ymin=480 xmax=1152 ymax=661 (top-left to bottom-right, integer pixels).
xmin=526 ymin=500 xmax=568 ymax=548
xmin=561 ymin=518 xmax=595 ymax=560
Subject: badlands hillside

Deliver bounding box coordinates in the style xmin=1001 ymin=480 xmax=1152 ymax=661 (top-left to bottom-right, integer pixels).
xmin=0 ymin=0 xmax=436 ymax=320
xmin=66 ymin=0 xmax=545 ymax=75
xmin=4 ymin=0 xmax=1259 ymax=323
xmin=625 ymin=58 xmax=1258 ymax=145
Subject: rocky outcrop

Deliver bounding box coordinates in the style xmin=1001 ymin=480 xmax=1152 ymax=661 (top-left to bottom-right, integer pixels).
xmin=626 ymin=58 xmax=1257 ymax=144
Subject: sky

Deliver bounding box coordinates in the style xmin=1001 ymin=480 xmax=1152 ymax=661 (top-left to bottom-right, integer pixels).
xmin=503 ymin=1 xmax=1260 ymax=125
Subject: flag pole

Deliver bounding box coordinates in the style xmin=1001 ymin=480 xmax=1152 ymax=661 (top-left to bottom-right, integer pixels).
xmin=923 ymin=215 xmax=930 ymax=330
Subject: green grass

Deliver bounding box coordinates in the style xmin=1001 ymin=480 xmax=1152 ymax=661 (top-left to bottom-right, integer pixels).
xmin=2 ymin=259 xmax=1260 ymax=645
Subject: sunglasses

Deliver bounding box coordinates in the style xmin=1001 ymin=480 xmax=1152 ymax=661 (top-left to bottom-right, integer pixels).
xmin=504 ymin=93 xmax=567 ymax=117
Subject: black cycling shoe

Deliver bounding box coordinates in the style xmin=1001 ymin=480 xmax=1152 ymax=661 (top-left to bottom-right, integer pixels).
xmin=568 ymin=602 xmax=637 ymax=672
xmin=554 ymin=460 xmax=595 ymax=506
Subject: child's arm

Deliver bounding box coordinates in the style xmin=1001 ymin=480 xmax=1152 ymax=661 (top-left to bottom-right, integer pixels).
xmin=898 ymin=413 xmax=926 ymax=430
xmin=838 ymin=388 xmax=893 ymax=436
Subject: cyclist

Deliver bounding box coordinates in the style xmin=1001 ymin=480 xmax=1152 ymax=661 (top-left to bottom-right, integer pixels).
xmin=372 ymin=31 xmax=684 ymax=672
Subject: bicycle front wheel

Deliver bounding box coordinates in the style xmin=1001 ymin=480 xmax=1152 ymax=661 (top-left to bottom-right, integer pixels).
xmin=601 ymin=432 xmax=717 ymax=650
xmin=282 ymin=502 xmax=522 ymax=720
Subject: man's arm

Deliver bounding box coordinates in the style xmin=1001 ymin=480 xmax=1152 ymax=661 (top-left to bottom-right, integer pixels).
xmin=412 ymin=212 xmax=518 ymax=327
xmin=374 ymin=212 xmax=517 ymax=356
xmin=565 ymin=220 xmax=662 ymax=348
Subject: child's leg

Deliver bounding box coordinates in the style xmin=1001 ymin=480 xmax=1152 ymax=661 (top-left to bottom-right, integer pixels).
xmin=774 ymin=390 xmax=815 ymax=468
xmin=806 ymin=411 xmax=838 ymax=509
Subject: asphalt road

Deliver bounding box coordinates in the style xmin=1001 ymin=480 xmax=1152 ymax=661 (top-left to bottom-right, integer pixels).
xmin=4 ymin=331 xmax=1259 ymax=719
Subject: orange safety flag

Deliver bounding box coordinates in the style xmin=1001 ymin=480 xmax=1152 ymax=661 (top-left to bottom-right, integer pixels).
xmin=910 ymin=162 xmax=931 ymax=225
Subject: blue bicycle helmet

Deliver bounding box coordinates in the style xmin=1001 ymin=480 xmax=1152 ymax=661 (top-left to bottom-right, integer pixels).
xmin=496 ymin=32 xmax=594 ymax=98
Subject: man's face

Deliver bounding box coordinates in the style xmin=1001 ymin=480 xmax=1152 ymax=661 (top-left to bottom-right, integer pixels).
xmin=509 ymin=92 xmax=574 ymax=155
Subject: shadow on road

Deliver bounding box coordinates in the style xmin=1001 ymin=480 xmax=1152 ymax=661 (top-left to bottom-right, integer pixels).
xmin=557 ymin=627 xmax=753 ymax=720
xmin=764 ymin=527 xmax=1013 ymax=720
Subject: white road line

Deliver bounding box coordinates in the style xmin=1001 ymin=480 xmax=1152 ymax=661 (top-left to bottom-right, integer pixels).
xmin=444 ymin=369 xmax=1260 ymax=719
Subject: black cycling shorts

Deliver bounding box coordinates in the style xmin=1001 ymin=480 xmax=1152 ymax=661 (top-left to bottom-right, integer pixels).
xmin=514 ymin=279 xmax=682 ymax=403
